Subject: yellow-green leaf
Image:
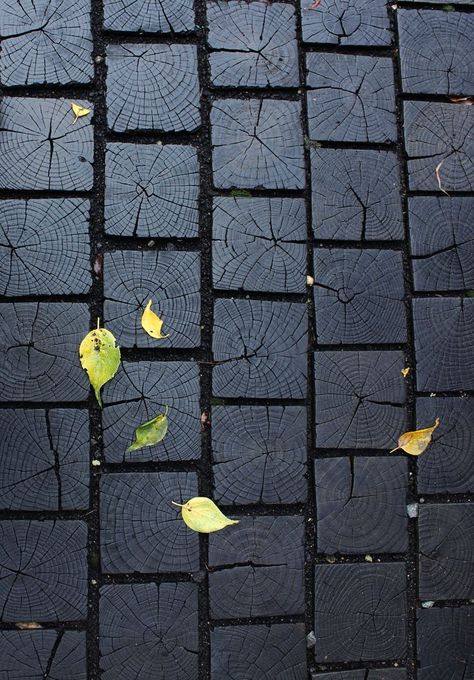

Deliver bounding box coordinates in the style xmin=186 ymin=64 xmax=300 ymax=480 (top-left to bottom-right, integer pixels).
xmin=71 ymin=102 xmax=91 ymax=124
xmin=79 ymin=321 xmax=121 ymax=407
xmin=401 ymin=367 xmax=411 ymax=378
xmin=390 ymin=417 xmax=440 ymax=456
xmin=172 ymin=497 xmax=239 ymax=533
xmin=141 ymin=299 xmax=169 ymax=339
xmin=127 ymin=406 xmax=169 ymax=452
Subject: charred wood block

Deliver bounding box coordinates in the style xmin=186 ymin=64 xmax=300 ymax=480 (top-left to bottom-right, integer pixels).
xmin=211 ymin=98 xmax=305 ymax=189
xmin=416 ymin=397 xmax=474 ymax=494
xmin=211 ymin=623 xmax=307 ymax=679
xmin=307 ymin=53 xmax=396 ymax=142
xmin=213 ymin=299 xmax=307 ymax=398
xmin=0 ymin=409 xmax=89 ymax=510
xmin=398 ymin=10 xmax=474 ymax=95
xmin=315 ymin=456 xmax=408 ymax=554
xmin=106 ymin=44 xmax=200 ymax=132
xmin=0 ymin=631 xmax=86 ymax=679
xmin=314 ymin=563 xmax=407 ymax=661
xmin=313 ymin=670 xmax=407 ymax=679
xmin=418 ymin=503 xmax=474 ymax=600
xmin=404 ymin=102 xmax=474 ymax=192
xmin=100 ymin=582 xmax=198 ymax=680
xmin=314 ymin=351 xmax=406 ymax=448
xmin=207 ymin=1 xmax=299 ymax=87
xmin=409 ymin=197 xmax=474 ymax=291
xmin=0 ymin=0 xmax=93 ymax=85
xmin=301 ymin=0 xmax=391 ymax=46
xmin=0 ymin=521 xmax=87 ymax=621
xmin=0 ymin=303 xmax=90 ymax=402
xmin=0 ymin=199 xmax=91 ymax=296
xmin=212 ymin=197 xmax=306 ymax=293
xmin=311 ymin=149 xmax=403 ymax=241
xmin=102 ymin=361 xmax=200 ymax=462
xmin=212 ymin=405 xmax=307 ymax=504
xmin=313 ymin=248 xmax=406 ymax=344
xmin=104 ymin=250 xmax=201 ymax=348
xmin=104 ymin=0 xmax=195 ymax=32
xmin=100 ymin=472 xmax=199 ymax=573
xmin=412 ymin=298 xmax=474 ymax=391
xmin=417 ymin=607 xmax=473 ymax=680
xmin=104 ymin=143 xmax=199 ymax=238
xmin=0 ymin=98 xmax=93 ymax=191
xmin=209 ymin=515 xmax=305 ymax=618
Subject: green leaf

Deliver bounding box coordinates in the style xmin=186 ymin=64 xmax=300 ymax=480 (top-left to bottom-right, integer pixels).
xmin=79 ymin=321 xmax=121 ymax=407
xmin=127 ymin=406 xmax=169 ymax=452
xmin=230 ymin=189 xmax=252 ymax=198
xmin=171 ymin=497 xmax=239 ymax=533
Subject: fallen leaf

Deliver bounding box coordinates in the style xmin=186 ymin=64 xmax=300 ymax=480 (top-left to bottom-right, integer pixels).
xmin=390 ymin=417 xmax=440 ymax=456
xmin=141 ymin=299 xmax=169 ymax=339
xmin=449 ymin=96 xmax=474 ymax=105
xmin=79 ymin=320 xmax=121 ymax=407
xmin=230 ymin=189 xmax=252 ymax=197
xmin=308 ymin=0 xmax=321 ymax=8
xmin=435 ymin=159 xmax=449 ymax=196
xmin=401 ymin=367 xmax=411 ymax=378
xmin=127 ymin=406 xmax=169 ymax=452
xmin=307 ymin=275 xmax=315 ymax=286
xmin=172 ymin=497 xmax=239 ymax=533
xmin=16 ymin=622 xmax=42 ymax=630
xmin=200 ymin=411 xmax=210 ymax=432
xmin=71 ymin=102 xmax=91 ymax=124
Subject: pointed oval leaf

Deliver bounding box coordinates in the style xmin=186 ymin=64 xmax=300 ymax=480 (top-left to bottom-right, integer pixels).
xmin=79 ymin=323 xmax=121 ymax=407
xmin=71 ymin=102 xmax=91 ymax=124
xmin=141 ymin=299 xmax=169 ymax=339
xmin=172 ymin=497 xmax=239 ymax=533
xmin=391 ymin=417 xmax=440 ymax=456
xmin=127 ymin=406 xmax=169 ymax=452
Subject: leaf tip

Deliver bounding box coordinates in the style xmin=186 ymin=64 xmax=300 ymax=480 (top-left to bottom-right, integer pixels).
xmin=94 ymin=387 xmax=103 ymax=408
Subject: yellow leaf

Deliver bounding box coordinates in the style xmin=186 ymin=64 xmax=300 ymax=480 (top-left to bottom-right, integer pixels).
xmin=71 ymin=102 xmax=91 ymax=124
xmin=401 ymin=367 xmax=411 ymax=378
xmin=79 ymin=320 xmax=121 ymax=407
xmin=127 ymin=406 xmax=169 ymax=452
xmin=141 ymin=299 xmax=169 ymax=339
xmin=172 ymin=497 xmax=239 ymax=533
xmin=390 ymin=418 xmax=440 ymax=456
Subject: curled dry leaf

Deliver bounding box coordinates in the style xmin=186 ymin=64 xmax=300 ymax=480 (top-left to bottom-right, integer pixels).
xmin=127 ymin=406 xmax=169 ymax=452
xmin=401 ymin=367 xmax=411 ymax=378
xmin=141 ymin=299 xmax=169 ymax=339
xmin=79 ymin=320 xmax=121 ymax=407
xmin=449 ymin=96 xmax=474 ymax=105
xmin=308 ymin=0 xmax=321 ymax=7
xmin=435 ymin=159 xmax=449 ymax=196
xmin=200 ymin=411 xmax=210 ymax=431
xmin=15 ymin=622 xmax=42 ymax=630
xmin=390 ymin=417 xmax=440 ymax=456
xmin=71 ymin=102 xmax=92 ymax=124
xmin=172 ymin=497 xmax=239 ymax=533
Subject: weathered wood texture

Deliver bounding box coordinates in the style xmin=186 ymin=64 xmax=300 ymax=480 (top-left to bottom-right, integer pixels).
xmin=100 ymin=473 xmax=199 ymax=573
